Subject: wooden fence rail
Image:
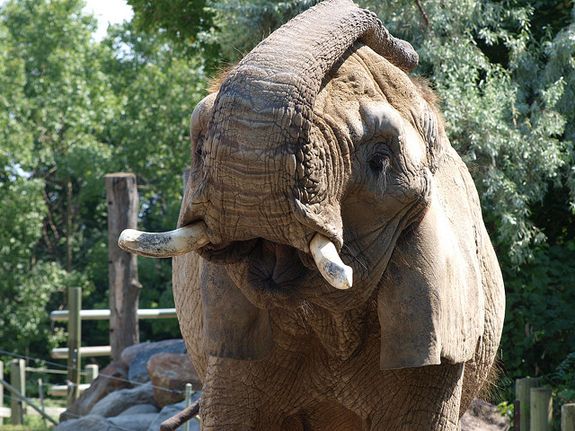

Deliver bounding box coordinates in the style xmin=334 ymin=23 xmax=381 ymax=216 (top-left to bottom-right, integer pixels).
xmin=48 ymin=286 xmax=178 ymax=405
xmin=50 ymin=308 xmax=177 ymax=322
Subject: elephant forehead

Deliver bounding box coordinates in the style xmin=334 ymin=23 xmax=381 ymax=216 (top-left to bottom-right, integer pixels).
xmin=361 ymin=102 xmax=426 ymax=165
xmin=315 ymin=91 xmax=426 ymax=167
xmin=314 ymin=45 xmax=435 ymax=167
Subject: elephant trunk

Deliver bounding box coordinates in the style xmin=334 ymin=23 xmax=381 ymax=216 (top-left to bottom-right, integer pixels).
xmin=199 ymin=0 xmax=418 ymax=250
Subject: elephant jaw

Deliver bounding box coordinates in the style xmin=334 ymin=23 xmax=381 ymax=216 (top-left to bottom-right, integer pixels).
xmin=199 ymin=233 xmax=353 ymax=295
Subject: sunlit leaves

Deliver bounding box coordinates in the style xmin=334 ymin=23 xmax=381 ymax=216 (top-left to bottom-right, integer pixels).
xmin=0 ymin=0 xmax=207 ymax=354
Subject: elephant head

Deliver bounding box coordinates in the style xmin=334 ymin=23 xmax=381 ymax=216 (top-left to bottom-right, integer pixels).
xmin=120 ymin=0 xmax=487 ymax=371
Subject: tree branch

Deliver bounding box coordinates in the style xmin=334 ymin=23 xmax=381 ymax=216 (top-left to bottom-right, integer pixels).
xmin=160 ymin=400 xmax=200 ymax=431
xmin=415 ymin=0 xmax=430 ymax=29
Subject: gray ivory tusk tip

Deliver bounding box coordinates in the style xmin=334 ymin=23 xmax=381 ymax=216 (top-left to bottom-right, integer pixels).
xmin=309 ymin=233 xmax=353 ymax=290
xmin=118 ymin=222 xmax=210 ymax=258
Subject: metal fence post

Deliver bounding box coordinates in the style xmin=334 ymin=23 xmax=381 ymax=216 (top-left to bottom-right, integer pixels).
xmin=10 ymin=359 xmax=25 ymax=425
xmin=84 ymin=364 xmax=99 ymax=384
xmin=67 ymin=287 xmax=82 ymax=406
xmin=184 ymin=383 xmax=193 ymax=431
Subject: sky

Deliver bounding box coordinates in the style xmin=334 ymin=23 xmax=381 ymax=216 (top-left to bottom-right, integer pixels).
xmin=0 ymin=0 xmax=134 ymax=41
xmin=84 ymin=0 xmax=134 ymax=41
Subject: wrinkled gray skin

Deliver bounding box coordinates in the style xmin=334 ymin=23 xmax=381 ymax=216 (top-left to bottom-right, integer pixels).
xmin=172 ymin=1 xmax=505 ymax=429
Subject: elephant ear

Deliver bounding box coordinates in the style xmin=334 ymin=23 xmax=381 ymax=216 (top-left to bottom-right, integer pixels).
xmin=377 ymin=147 xmax=485 ymax=369
xmin=199 ymin=259 xmax=274 ymax=360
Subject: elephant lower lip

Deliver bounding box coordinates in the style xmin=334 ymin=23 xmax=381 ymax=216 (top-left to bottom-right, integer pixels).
xmin=201 ymin=238 xmax=309 ymax=292
xmin=198 ymin=239 xmax=308 ymax=286
xmin=197 ymin=239 xmax=259 ymax=263
xmin=263 ymin=241 xmax=308 ymax=286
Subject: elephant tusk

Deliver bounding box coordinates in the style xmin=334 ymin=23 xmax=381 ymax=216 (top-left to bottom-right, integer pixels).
xmin=118 ymin=222 xmax=210 ymax=258
xmin=309 ymin=233 xmax=353 ymax=290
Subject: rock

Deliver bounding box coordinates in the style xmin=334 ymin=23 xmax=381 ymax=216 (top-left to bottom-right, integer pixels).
xmin=54 ymin=412 xmax=160 ymax=431
xmin=147 ymin=393 xmax=201 ymax=431
xmin=109 ymin=412 xmax=159 ymax=430
xmin=119 ymin=403 xmax=159 ymax=416
xmin=127 ymin=339 xmax=186 ymax=383
xmin=54 ymin=415 xmax=110 ymax=431
xmin=461 ymin=399 xmax=510 ymax=431
xmin=60 ymin=360 xmax=130 ymax=422
xmin=121 ymin=341 xmax=154 ymax=367
xmin=90 ymin=382 xmax=156 ymax=417
xmin=147 ymin=352 xmax=202 ymax=407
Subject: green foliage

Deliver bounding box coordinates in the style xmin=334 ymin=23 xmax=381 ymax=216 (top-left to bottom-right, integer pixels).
xmin=128 ymin=0 xmax=212 ymax=45
xmin=0 ymin=0 xmax=208 ymax=356
xmin=549 ymin=352 xmax=575 ymax=404
xmin=1 ymin=0 xmax=574 ymax=414
xmin=126 ymin=0 xmax=220 ymax=69
xmin=501 ymin=241 xmax=575 ymax=379
xmin=0 ymin=0 xmax=107 ymax=355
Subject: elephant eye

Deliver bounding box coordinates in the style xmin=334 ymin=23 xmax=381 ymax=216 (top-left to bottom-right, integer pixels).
xmin=368 ymin=151 xmax=390 ymax=175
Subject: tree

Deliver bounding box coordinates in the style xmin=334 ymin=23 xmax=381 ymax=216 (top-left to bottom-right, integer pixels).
xmin=0 ymin=0 xmax=209 ymax=354
xmin=0 ymin=0 xmax=111 ymax=355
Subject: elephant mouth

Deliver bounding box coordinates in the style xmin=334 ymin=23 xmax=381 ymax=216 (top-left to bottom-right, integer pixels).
xmin=197 ymin=238 xmax=261 ymax=264
xmin=199 ymin=238 xmax=314 ymax=285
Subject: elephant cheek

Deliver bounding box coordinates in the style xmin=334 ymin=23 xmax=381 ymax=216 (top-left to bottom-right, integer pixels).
xmin=200 ymin=260 xmax=274 ymax=360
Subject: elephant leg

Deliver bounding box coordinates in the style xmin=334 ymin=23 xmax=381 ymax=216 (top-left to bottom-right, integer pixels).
xmin=370 ymin=363 xmax=464 ymax=431
xmin=200 ymin=357 xmax=262 ymax=430
xmin=200 ymin=355 xmax=305 ymax=431
xmin=284 ymin=401 xmax=364 ymax=430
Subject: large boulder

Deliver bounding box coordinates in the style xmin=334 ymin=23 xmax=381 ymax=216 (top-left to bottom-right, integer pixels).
xmin=59 ymin=360 xmax=130 ymax=422
xmin=90 ymin=382 xmax=156 ymax=417
xmin=125 ymin=339 xmax=186 ymax=383
xmin=54 ymin=411 xmax=159 ymax=431
xmin=54 ymin=415 xmax=110 ymax=431
xmin=147 ymin=352 xmax=202 ymax=407
xmin=461 ymin=399 xmax=510 ymax=431
xmin=109 ymin=412 xmax=159 ymax=430
xmin=118 ymin=403 xmax=159 ymax=416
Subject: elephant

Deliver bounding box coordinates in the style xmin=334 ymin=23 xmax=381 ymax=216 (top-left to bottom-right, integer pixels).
xmin=119 ymin=0 xmax=505 ymax=429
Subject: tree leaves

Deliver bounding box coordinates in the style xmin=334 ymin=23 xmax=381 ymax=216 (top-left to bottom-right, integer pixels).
xmin=0 ymin=0 xmax=207 ymax=355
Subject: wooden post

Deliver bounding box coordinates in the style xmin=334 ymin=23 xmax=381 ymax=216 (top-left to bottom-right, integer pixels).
xmin=562 ymin=403 xmax=575 ymax=431
xmin=38 ymin=378 xmax=47 ymax=428
xmin=105 ymin=173 xmax=140 ymax=361
xmin=530 ymin=386 xmax=552 ymax=431
xmin=516 ymin=377 xmax=541 ymax=431
xmin=514 ymin=400 xmax=521 ymax=431
xmin=67 ymin=287 xmax=81 ymax=406
xmin=84 ymin=364 xmax=99 ymax=384
xmin=0 ymin=360 xmax=3 ymax=425
xmin=10 ymin=359 xmax=25 ymax=425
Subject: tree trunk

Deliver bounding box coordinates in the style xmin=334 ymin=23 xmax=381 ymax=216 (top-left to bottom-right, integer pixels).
xmin=105 ymin=173 xmax=141 ymax=361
